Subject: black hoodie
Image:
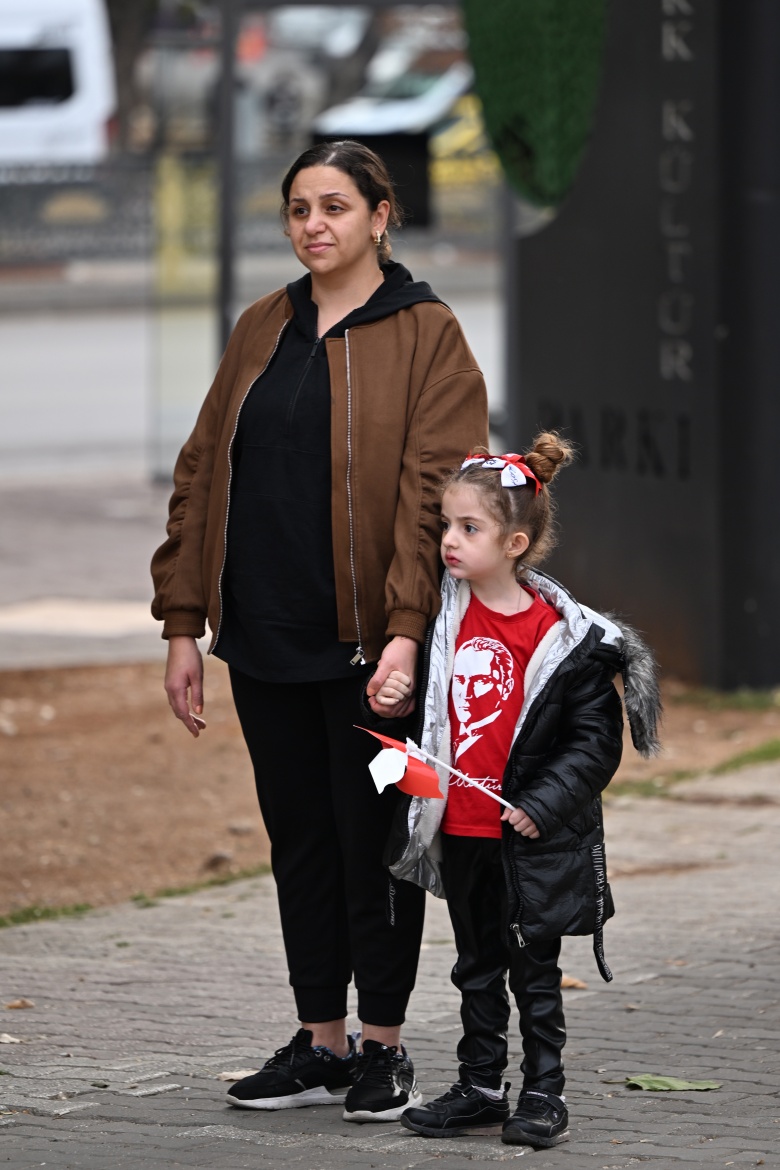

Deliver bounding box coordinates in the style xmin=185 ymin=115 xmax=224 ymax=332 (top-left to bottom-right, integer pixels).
xmin=214 ymin=261 xmax=442 ymax=683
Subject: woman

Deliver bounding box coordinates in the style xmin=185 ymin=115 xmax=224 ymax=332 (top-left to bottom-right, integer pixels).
xmin=151 ymin=140 xmax=488 ymax=1123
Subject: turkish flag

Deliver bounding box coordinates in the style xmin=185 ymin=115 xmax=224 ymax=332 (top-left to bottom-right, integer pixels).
xmin=357 ymin=727 xmax=443 ymax=799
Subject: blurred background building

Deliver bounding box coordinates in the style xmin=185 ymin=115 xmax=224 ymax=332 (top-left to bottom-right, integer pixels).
xmin=1 ymin=0 xmax=778 ymax=688
xmin=0 ymin=0 xmax=504 ymax=476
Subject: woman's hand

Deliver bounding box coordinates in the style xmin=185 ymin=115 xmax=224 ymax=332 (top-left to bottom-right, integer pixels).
xmin=164 ymin=635 xmax=205 ymax=738
xmin=500 ymin=805 xmax=540 ymax=838
xmin=367 ymin=636 xmax=419 ymax=718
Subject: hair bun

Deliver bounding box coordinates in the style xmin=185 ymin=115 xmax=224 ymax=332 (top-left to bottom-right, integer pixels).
xmin=523 ymin=432 xmax=575 ymax=485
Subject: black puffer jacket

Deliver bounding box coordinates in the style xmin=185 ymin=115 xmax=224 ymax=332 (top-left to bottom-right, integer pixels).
xmin=375 ymin=569 xmax=661 ymax=982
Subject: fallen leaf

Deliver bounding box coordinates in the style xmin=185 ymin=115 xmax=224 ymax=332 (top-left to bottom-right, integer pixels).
xmin=561 ymin=973 xmax=588 ymax=990
xmin=624 ymin=1002 xmax=641 ymax=1011
xmin=0 ymin=1034 xmax=21 ymax=1044
xmin=4 ymin=999 xmax=34 ymax=1010
xmin=625 ymin=1074 xmax=722 ymax=1092
xmin=217 ymin=1069 xmax=258 ymax=1081
xmin=712 ymin=1029 xmax=724 ymax=1038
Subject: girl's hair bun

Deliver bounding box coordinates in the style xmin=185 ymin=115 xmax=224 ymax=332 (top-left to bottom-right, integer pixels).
xmin=523 ymin=432 xmax=575 ymax=485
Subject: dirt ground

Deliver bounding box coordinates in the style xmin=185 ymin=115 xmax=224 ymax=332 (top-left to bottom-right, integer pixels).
xmin=2 ymin=658 xmax=779 ymax=917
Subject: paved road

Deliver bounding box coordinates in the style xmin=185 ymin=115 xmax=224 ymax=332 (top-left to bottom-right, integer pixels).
xmin=2 ymin=763 xmax=779 ymax=1168
xmin=0 ymin=477 xmax=173 ymax=668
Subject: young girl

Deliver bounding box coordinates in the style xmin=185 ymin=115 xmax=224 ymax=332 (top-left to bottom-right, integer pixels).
xmin=371 ymin=434 xmax=660 ymax=1147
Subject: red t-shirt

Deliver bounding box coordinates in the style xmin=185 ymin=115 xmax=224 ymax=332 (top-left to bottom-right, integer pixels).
xmin=442 ymin=588 xmax=559 ymax=839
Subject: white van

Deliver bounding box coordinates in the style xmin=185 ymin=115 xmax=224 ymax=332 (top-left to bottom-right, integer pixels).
xmin=0 ymin=0 xmax=116 ymax=164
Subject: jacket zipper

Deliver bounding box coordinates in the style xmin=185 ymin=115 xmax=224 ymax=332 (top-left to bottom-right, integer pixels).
xmin=211 ymin=321 xmax=289 ymax=653
xmin=413 ymin=622 xmax=435 ymax=745
xmin=344 ymin=329 xmax=365 ymax=665
xmin=285 ymin=337 xmax=320 ymax=431
xmin=505 ymin=814 xmax=527 ymax=948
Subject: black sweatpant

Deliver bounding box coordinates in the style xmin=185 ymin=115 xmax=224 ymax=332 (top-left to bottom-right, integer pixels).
xmin=441 ymin=833 xmax=566 ymax=1095
xmin=229 ymin=667 xmax=426 ymax=1026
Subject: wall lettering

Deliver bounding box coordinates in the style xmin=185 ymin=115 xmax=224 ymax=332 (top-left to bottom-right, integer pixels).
xmin=659 ymin=146 xmax=693 ymax=193
xmin=637 ymin=411 xmax=666 ymax=477
xmin=662 ymin=21 xmax=694 ymax=61
xmin=664 ymin=239 xmax=692 ymax=282
xmin=662 ymin=99 xmax=694 ymax=140
xmin=659 ymin=339 xmax=694 ymax=380
xmin=537 ymin=402 xmax=692 ymax=480
xmin=658 ymin=290 xmax=694 ymax=334
xmin=600 ymin=408 xmax=629 ymax=471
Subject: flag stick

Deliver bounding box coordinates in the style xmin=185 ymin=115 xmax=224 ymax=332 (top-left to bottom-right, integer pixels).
xmin=410 ymin=743 xmax=515 ymax=811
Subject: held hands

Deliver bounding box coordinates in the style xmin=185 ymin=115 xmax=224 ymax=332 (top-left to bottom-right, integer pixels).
xmin=367 ymin=635 xmax=419 ymax=718
xmin=500 ymin=805 xmax=540 ymax=838
xmin=373 ymin=669 xmax=414 ymax=711
xmin=164 ymin=635 xmax=206 ymax=738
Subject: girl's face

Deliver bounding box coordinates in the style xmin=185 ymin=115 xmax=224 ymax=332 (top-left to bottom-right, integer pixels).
xmin=440 ymin=484 xmax=525 ymax=587
xmin=286 ymin=165 xmax=389 ymax=280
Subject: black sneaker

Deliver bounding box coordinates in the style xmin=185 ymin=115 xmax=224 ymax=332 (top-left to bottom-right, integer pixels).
xmin=401 ymin=1080 xmax=510 ymax=1137
xmin=342 ymin=1039 xmax=422 ymax=1123
xmin=226 ymin=1028 xmax=356 ymax=1110
xmin=501 ymin=1088 xmax=569 ymax=1147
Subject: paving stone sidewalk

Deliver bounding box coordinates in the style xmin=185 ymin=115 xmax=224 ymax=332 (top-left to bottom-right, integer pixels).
xmin=2 ymin=765 xmax=779 ymax=1169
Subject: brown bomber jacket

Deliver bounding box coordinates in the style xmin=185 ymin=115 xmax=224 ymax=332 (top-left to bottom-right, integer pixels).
xmin=150 ymin=287 xmax=488 ymax=664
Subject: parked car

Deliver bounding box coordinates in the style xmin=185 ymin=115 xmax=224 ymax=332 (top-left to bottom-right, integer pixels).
xmin=0 ymin=0 xmax=116 ymax=164
xmin=312 ymin=59 xmax=473 ymax=138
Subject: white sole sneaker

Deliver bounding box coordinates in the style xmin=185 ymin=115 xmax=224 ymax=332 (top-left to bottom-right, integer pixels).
xmin=343 ymin=1087 xmax=423 ymax=1123
xmin=227 ymin=1084 xmax=350 ymax=1110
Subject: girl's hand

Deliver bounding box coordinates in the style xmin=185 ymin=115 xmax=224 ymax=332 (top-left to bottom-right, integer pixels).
xmin=367 ymin=636 xmax=418 ymax=718
xmin=373 ymin=670 xmax=414 ymax=712
xmin=501 ymin=805 xmax=540 ymax=838
xmin=164 ymin=635 xmax=205 ymax=738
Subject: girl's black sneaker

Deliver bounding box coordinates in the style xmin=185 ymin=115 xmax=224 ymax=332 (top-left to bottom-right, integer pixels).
xmin=226 ymin=1028 xmax=356 ymax=1109
xmin=401 ymin=1080 xmax=510 ymax=1136
xmin=342 ymin=1039 xmax=422 ymax=1123
xmin=501 ymin=1088 xmax=569 ymax=1147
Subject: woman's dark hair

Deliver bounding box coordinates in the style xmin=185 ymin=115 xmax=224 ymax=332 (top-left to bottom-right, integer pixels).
xmin=442 ymin=432 xmax=576 ymax=572
xmin=280 ymin=140 xmax=403 ymax=263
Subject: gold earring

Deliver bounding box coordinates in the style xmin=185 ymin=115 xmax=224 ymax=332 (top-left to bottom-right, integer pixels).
xmin=374 ymin=231 xmax=382 ymax=246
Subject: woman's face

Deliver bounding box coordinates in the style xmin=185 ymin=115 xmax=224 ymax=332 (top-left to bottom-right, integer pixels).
xmin=286 ymin=165 xmax=389 ymax=280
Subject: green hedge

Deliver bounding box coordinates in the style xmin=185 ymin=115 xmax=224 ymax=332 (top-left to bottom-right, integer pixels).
xmin=462 ymin=0 xmax=606 ymax=206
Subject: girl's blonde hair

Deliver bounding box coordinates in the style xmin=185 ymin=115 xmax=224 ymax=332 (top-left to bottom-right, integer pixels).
xmin=443 ymin=432 xmax=575 ymax=572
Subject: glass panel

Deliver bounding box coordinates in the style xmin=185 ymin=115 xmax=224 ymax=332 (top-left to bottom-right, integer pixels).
xmin=0 ymin=49 xmax=75 ymax=107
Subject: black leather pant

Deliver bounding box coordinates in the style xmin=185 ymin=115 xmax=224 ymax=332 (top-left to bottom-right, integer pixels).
xmin=441 ymin=834 xmax=566 ymax=1094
